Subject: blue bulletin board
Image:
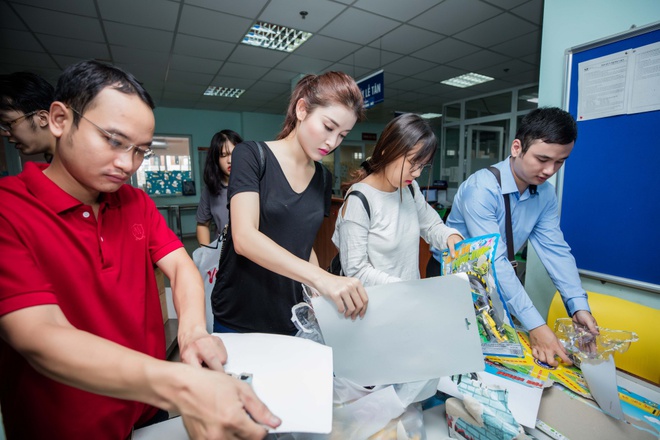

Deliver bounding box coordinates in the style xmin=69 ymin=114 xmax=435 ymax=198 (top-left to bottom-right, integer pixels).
xmin=561 ymin=22 xmax=660 ymax=289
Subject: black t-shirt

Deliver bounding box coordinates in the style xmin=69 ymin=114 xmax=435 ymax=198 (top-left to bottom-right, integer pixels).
xmin=211 ymin=141 xmax=331 ymax=334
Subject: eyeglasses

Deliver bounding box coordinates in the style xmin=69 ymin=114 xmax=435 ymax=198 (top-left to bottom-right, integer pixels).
xmin=0 ymin=110 xmax=38 ymax=133
xmin=69 ymin=107 xmax=154 ymax=159
xmin=407 ymin=157 xmax=432 ymax=173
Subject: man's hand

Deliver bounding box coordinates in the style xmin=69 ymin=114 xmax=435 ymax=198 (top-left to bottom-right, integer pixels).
xmin=178 ymin=327 xmax=228 ymax=371
xmin=528 ymin=324 xmax=571 ymax=367
xmin=180 ymin=369 xmax=281 ymax=440
xmin=572 ymin=310 xmax=598 ymax=335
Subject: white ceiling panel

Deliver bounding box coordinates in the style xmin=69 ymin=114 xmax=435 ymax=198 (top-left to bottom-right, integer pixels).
xmin=371 ymin=25 xmax=445 ymax=55
xmin=169 ymin=54 xmax=223 ymax=75
xmin=178 ymin=5 xmax=253 ymax=42
xmin=219 ymin=62 xmax=270 ymax=80
xmin=319 ymin=8 xmax=399 ymax=44
xmin=183 ymin=0 xmax=268 ymax=18
xmin=1 ymin=0 xmax=544 ymax=122
xmin=2 ymin=48 xmax=56 ymax=68
xmin=0 ymin=29 xmax=43 ymax=51
xmin=383 ymin=56 xmax=437 ymax=76
xmin=490 ymin=31 xmax=541 ymax=58
xmin=294 ymin=35 xmax=361 ymax=62
xmin=0 ymin=2 xmax=28 ymax=31
xmin=173 ymin=34 xmax=235 ymax=60
xmin=104 ymin=22 xmax=173 ymax=53
xmin=258 ymin=69 xmax=299 ymax=85
xmin=511 ymin=0 xmax=544 ymax=24
xmin=410 ymin=0 xmax=501 ymax=36
xmin=209 ymin=75 xmax=256 ymax=90
xmin=275 ymin=54 xmax=333 ymax=74
xmin=353 ymin=0 xmax=441 ymax=22
xmin=227 ymin=45 xmax=288 ymax=68
xmin=98 ymin=0 xmax=180 ymax=31
xmin=258 ymin=0 xmax=346 ymax=33
xmin=14 ymin=0 xmax=98 ymax=16
xmin=39 ymin=34 xmax=110 ymax=60
xmin=166 ymin=69 xmax=214 ymax=85
xmin=12 ymin=4 xmax=104 ymax=41
xmin=111 ymin=46 xmax=170 ymax=67
xmin=341 ymin=46 xmax=402 ymax=70
xmin=454 ymin=13 xmax=538 ymax=47
xmin=411 ymin=38 xmax=481 ymax=64
xmin=448 ymin=49 xmax=510 ymax=72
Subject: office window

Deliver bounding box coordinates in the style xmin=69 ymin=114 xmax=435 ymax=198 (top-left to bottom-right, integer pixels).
xmin=133 ymin=135 xmax=193 ymax=196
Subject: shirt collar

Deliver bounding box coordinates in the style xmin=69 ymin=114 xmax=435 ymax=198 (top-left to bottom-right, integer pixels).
xmin=495 ymin=156 xmax=537 ymax=198
xmin=20 ymin=162 xmax=121 ymax=214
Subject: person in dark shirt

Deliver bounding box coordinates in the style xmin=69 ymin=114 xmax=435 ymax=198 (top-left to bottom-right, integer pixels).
xmin=212 ymin=71 xmax=369 ymax=335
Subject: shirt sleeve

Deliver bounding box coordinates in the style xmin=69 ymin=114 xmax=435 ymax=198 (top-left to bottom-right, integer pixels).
xmin=413 ymin=181 xmax=462 ymax=249
xmin=227 ymin=141 xmax=262 ymax=200
xmin=454 ymin=182 xmax=546 ymax=330
xmin=143 ymin=190 xmax=183 ymax=264
xmin=0 ymin=215 xmax=57 ymax=316
xmin=196 ymin=187 xmax=212 ymax=224
xmin=529 ymin=193 xmax=590 ymax=317
xmin=336 ymin=193 xmax=401 ymax=287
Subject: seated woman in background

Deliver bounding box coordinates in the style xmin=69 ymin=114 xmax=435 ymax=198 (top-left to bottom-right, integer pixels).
xmin=332 ymin=113 xmax=463 ymax=287
xmin=196 ymin=129 xmax=242 ymax=246
xmin=211 ymin=72 xmax=369 ymax=335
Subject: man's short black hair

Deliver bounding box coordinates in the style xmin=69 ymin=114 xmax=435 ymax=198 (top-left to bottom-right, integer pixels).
xmin=55 ymin=60 xmax=154 ymax=127
xmin=515 ymin=107 xmax=578 ymax=154
xmin=0 ymin=72 xmax=55 ymax=120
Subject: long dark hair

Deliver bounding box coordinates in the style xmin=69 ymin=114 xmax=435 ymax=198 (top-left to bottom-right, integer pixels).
xmin=344 ymin=113 xmax=437 ymax=193
xmin=203 ymin=129 xmax=243 ymax=195
xmin=277 ymin=71 xmax=364 ymax=140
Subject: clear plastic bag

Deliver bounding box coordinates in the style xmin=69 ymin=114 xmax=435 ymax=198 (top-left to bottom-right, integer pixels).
xmin=290 ymin=285 xmax=325 ymax=345
xmin=553 ymin=317 xmax=639 ymax=363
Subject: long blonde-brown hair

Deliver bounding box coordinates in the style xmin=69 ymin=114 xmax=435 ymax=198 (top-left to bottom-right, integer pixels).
xmin=276 ymin=71 xmax=365 ymax=140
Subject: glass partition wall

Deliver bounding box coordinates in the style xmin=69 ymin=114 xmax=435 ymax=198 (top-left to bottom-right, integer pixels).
xmin=440 ymin=84 xmax=538 ymax=200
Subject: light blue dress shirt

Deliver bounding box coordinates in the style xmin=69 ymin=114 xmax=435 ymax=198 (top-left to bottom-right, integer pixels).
xmin=440 ymin=157 xmax=590 ymax=331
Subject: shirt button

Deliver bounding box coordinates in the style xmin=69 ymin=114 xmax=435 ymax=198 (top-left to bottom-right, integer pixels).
xmin=83 ymin=211 xmax=90 ymax=218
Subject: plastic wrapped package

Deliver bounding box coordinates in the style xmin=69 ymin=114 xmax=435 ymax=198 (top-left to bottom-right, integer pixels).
xmin=553 ymin=317 xmax=639 ymax=364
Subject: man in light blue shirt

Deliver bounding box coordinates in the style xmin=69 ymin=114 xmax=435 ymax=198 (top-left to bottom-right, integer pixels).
xmin=443 ymin=107 xmax=598 ymax=367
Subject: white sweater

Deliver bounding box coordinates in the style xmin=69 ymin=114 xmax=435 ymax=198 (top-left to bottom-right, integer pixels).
xmin=332 ymin=180 xmax=461 ymax=287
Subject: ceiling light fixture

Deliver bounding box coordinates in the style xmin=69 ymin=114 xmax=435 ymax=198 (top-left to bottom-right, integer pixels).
xmin=203 ymin=86 xmax=245 ymax=98
xmin=242 ymin=21 xmax=312 ymax=53
xmin=419 ymin=113 xmax=443 ymax=119
xmin=441 ymin=72 xmax=494 ymax=88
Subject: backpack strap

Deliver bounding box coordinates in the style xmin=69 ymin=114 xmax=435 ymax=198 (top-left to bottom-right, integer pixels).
xmin=487 ymin=166 xmax=517 ymax=274
xmin=345 ymin=190 xmax=370 ymax=220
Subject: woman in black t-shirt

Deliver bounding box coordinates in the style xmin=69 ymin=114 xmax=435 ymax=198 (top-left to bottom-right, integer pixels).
xmin=212 ymin=72 xmax=369 ymax=335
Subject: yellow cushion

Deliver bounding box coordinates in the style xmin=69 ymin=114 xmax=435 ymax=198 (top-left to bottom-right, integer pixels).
xmin=547 ymin=291 xmax=659 ymax=385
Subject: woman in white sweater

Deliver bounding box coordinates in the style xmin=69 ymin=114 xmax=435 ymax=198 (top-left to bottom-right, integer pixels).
xmin=332 ymin=113 xmax=463 ymax=287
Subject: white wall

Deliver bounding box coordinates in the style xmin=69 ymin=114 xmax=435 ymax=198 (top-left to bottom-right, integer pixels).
xmin=526 ymin=1 xmax=660 ymax=318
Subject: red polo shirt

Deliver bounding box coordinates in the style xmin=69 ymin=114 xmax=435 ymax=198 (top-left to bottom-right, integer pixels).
xmin=0 ymin=162 xmax=182 ymax=439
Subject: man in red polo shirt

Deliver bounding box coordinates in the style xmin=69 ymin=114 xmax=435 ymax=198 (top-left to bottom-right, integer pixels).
xmin=0 ymin=60 xmax=280 ymax=439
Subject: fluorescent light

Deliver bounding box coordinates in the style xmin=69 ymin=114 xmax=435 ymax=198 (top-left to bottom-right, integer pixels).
xmin=441 ymin=72 xmax=494 ymax=88
xmin=203 ymin=86 xmax=245 ymax=98
xmin=526 ymin=97 xmax=539 ymax=103
xmin=419 ymin=113 xmax=443 ymax=119
xmin=242 ymin=21 xmax=312 ymax=53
